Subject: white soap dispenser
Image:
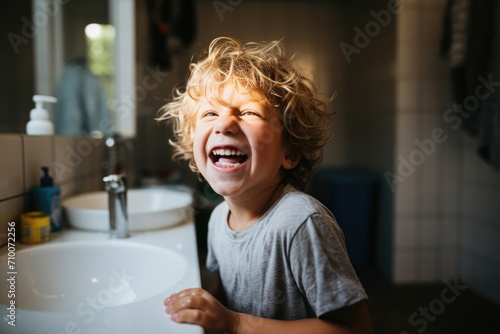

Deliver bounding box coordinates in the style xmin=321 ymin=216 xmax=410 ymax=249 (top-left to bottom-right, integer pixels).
xmin=26 ymin=95 xmax=58 ymax=135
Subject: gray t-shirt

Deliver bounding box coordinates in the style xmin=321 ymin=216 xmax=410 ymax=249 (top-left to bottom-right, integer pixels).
xmin=206 ymin=184 xmax=368 ymax=320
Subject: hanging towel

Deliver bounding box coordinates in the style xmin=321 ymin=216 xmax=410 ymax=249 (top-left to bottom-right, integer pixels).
xmin=477 ymin=0 xmax=500 ymax=169
xmin=440 ymin=0 xmax=495 ymax=136
xmin=146 ymin=0 xmax=197 ymax=71
xmin=54 ymin=58 xmax=111 ymax=136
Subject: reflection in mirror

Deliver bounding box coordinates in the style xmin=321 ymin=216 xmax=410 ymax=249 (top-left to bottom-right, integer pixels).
xmin=32 ymin=0 xmax=135 ymax=137
xmin=54 ymin=23 xmax=114 ymax=136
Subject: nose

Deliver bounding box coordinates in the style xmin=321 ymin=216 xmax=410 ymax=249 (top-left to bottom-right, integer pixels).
xmin=214 ymin=114 xmax=239 ymax=135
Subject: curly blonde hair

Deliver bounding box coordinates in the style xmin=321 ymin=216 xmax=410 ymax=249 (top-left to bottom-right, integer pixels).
xmin=157 ymin=37 xmax=332 ymax=190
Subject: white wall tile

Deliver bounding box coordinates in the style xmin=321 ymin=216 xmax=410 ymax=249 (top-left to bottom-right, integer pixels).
xmin=441 ymin=249 xmax=458 ymax=279
xmin=394 ymin=176 xmax=419 ymax=215
xmin=420 ymin=250 xmax=438 ymax=282
xmin=421 ymin=219 xmax=438 ymax=247
xmin=442 ymin=145 xmax=459 ymax=215
xmin=0 ymin=135 xmax=24 ymax=200
xmin=394 ymin=218 xmax=419 ymax=248
xmin=421 ymin=114 xmax=446 ymax=216
xmin=393 ymin=250 xmax=419 ymax=283
xmin=442 ymin=218 xmax=459 ymax=247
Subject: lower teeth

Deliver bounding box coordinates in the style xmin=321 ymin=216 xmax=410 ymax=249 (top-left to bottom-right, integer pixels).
xmin=217 ymin=162 xmax=240 ymax=168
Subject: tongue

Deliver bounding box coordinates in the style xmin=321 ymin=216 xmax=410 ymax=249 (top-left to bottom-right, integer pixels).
xmin=219 ymin=157 xmax=241 ymax=164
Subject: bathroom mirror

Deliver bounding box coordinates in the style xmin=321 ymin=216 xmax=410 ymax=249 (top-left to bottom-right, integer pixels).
xmin=1 ymin=0 xmax=135 ymax=137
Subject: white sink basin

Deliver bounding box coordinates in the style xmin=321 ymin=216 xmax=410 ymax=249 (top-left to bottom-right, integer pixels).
xmin=0 ymin=223 xmax=202 ymax=334
xmin=63 ymin=188 xmax=193 ymax=231
xmin=0 ymin=241 xmax=186 ymax=312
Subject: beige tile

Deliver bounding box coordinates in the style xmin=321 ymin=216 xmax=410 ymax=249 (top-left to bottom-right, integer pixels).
xmin=80 ymin=136 xmax=105 ymax=175
xmin=0 ymin=197 xmax=25 ymax=243
xmin=0 ymin=135 xmax=24 ymax=200
xmin=22 ymin=135 xmax=54 ymax=192
xmin=53 ymin=136 xmax=80 ymax=185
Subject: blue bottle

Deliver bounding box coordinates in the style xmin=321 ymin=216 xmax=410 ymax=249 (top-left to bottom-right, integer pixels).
xmin=32 ymin=166 xmax=62 ymax=232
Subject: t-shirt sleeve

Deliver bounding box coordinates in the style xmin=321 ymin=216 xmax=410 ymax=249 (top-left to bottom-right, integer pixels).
xmin=205 ymin=204 xmax=224 ymax=274
xmin=288 ymin=213 xmax=368 ymax=317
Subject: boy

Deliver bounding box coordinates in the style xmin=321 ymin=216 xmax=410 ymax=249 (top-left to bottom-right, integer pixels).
xmin=159 ymin=37 xmax=372 ymax=333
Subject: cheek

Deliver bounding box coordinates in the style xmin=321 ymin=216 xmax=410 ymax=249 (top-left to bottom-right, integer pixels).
xmin=253 ymin=125 xmax=284 ymax=154
xmin=192 ymin=128 xmax=206 ymax=162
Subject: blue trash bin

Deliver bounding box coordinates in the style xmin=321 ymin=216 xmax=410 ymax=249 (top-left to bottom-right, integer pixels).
xmin=310 ymin=167 xmax=378 ymax=272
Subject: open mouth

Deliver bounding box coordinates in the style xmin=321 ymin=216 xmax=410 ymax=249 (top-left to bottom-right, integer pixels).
xmin=209 ymin=148 xmax=248 ymax=168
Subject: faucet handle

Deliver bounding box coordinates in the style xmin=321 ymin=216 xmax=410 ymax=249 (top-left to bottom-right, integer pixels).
xmin=103 ymin=174 xmax=127 ymax=192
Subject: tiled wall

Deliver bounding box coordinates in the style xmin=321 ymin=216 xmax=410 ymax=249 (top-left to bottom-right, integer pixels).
xmin=393 ymin=0 xmax=454 ymax=283
xmin=394 ymin=0 xmax=500 ymax=304
xmin=0 ymin=134 xmax=105 ymax=245
xmin=459 ymin=135 xmax=500 ymax=303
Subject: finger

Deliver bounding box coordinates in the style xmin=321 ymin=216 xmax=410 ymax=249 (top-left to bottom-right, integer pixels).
xmin=171 ymin=308 xmax=209 ymax=326
xmin=166 ymin=288 xmax=213 ymax=307
xmin=175 ymin=287 xmax=208 ymax=299
xmin=169 ymin=293 xmax=210 ymax=314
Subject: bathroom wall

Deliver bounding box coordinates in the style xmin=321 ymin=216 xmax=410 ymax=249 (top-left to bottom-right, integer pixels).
xmin=393 ymin=0 xmax=500 ymax=304
xmin=0 ymin=134 xmax=105 ymax=245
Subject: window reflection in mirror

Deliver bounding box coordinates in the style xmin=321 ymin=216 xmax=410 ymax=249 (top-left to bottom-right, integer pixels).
xmin=53 ymin=23 xmax=115 ymax=137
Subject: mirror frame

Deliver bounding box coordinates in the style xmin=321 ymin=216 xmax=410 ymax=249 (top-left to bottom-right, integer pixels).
xmin=32 ymin=0 xmax=136 ymax=137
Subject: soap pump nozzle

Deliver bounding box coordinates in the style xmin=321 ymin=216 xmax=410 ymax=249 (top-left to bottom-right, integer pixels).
xmin=40 ymin=166 xmax=54 ymax=187
xmin=33 ymin=95 xmax=58 ymax=109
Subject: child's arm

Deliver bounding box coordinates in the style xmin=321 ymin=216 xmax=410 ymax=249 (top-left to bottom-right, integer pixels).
xmin=164 ymin=287 xmax=373 ymax=334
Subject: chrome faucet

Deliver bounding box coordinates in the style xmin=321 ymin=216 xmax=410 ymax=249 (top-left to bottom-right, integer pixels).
xmin=103 ymin=174 xmax=130 ymax=239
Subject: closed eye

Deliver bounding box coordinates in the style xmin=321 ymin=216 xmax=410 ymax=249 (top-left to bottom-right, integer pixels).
xmin=200 ymin=110 xmax=218 ymax=118
xmin=241 ymin=110 xmax=262 ymax=117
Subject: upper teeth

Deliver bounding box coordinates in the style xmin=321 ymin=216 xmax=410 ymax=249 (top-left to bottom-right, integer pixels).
xmin=212 ymin=149 xmax=245 ymax=156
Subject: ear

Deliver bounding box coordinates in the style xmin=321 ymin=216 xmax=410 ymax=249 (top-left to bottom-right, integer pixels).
xmin=282 ymin=151 xmax=300 ymax=170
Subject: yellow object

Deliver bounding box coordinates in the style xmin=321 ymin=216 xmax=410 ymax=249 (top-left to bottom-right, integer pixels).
xmin=21 ymin=211 xmax=51 ymax=244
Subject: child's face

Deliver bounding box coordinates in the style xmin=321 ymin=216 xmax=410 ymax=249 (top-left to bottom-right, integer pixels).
xmin=193 ymin=84 xmax=296 ymax=199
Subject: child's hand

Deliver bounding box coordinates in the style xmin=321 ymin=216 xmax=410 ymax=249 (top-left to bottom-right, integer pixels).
xmin=164 ymin=287 xmax=238 ymax=334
